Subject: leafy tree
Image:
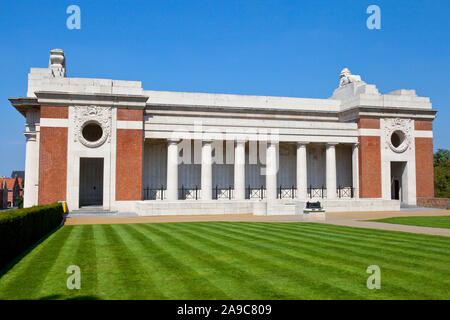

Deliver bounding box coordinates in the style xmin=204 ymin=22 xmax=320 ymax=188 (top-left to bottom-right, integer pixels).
xmin=434 ymin=149 xmax=450 ymax=166
xmin=434 ymin=149 xmax=450 ymax=198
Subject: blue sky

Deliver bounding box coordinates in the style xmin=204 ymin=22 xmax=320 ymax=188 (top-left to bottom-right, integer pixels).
xmin=0 ymin=0 xmax=449 ymax=176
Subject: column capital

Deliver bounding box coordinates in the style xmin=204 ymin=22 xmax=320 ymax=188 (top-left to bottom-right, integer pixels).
xmin=24 ymin=131 xmax=37 ymax=141
xmin=297 ymin=142 xmax=309 ymax=147
xmin=352 ymin=142 xmax=360 ymax=149
xmin=326 ymin=142 xmax=339 ymax=147
xmin=202 ymin=139 xmax=213 ymax=144
xmin=167 ymin=138 xmax=180 ymax=144
xmin=235 ymin=139 xmax=246 ymax=145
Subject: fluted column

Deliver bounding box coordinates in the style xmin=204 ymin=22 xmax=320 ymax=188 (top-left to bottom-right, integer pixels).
xmin=326 ymin=143 xmax=337 ymax=199
xmin=266 ymin=142 xmax=278 ymax=200
xmin=234 ymin=140 xmax=246 ymax=200
xmin=352 ymin=143 xmax=359 ymax=199
xmin=166 ymin=139 xmax=179 ymax=200
xmin=201 ymin=140 xmax=213 ymax=200
xmin=296 ymin=142 xmax=308 ymax=199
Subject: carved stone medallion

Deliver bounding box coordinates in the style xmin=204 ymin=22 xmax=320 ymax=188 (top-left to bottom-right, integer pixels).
xmin=384 ymin=118 xmax=412 ymax=153
xmin=74 ymin=106 xmax=112 ymax=148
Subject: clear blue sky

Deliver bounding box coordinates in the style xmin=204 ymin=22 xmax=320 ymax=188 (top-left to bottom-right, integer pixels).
xmin=0 ymin=0 xmax=449 ymax=176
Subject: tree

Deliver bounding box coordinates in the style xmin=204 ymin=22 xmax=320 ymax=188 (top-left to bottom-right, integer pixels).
xmin=434 ymin=149 xmax=450 ymax=198
xmin=434 ymin=149 xmax=450 ymax=166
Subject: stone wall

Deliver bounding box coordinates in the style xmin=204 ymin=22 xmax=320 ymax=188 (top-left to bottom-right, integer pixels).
xmin=417 ymin=198 xmax=450 ymax=209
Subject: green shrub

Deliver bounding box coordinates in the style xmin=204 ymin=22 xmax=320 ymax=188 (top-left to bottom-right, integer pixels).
xmin=16 ymin=196 xmax=23 ymax=209
xmin=0 ymin=203 xmax=64 ymax=269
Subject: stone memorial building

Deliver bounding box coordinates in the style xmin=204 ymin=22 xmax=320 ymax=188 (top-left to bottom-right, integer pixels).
xmin=10 ymin=49 xmax=436 ymax=215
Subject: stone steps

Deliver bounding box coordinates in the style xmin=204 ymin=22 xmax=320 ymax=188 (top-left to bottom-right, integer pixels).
xmin=69 ymin=206 xmax=118 ymax=215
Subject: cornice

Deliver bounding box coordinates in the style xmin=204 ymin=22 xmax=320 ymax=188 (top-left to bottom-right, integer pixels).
xmin=35 ymin=91 xmax=148 ymax=109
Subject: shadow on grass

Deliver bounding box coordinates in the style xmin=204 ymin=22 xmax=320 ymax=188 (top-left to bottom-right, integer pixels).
xmin=0 ymin=225 xmax=65 ymax=279
xmin=39 ymin=295 xmax=100 ymax=300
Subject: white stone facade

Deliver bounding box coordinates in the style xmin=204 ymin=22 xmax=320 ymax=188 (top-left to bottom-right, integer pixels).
xmin=10 ymin=50 xmax=437 ymax=215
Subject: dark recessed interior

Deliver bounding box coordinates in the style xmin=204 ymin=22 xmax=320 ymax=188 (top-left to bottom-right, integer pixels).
xmin=391 ymin=130 xmax=405 ymax=148
xmin=82 ymin=123 xmax=103 ymax=142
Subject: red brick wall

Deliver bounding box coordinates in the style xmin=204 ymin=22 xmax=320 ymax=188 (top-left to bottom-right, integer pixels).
xmin=358 ymin=136 xmax=382 ymax=198
xmin=417 ymin=198 xmax=449 ymax=209
xmin=38 ymin=126 xmax=68 ymax=204
xmin=117 ymin=109 xmax=143 ymax=121
xmin=116 ymin=128 xmax=143 ymax=201
xmin=415 ymin=137 xmax=434 ymax=198
xmin=414 ymin=120 xmax=433 ymax=131
xmin=40 ymin=106 xmax=68 ymax=119
xmin=357 ymin=118 xmax=380 ymax=129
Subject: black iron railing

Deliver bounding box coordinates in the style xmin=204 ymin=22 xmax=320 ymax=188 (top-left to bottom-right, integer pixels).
xmin=247 ymin=185 xmax=266 ymax=199
xmin=143 ymin=186 xmax=165 ymax=200
xmin=278 ymin=185 xmax=296 ymax=199
xmin=143 ymin=185 xmax=354 ymax=200
xmin=308 ymin=185 xmax=326 ymax=199
xmin=337 ymin=186 xmax=354 ymax=198
xmin=180 ymin=185 xmax=199 ymax=200
xmin=215 ymin=185 xmax=234 ymax=200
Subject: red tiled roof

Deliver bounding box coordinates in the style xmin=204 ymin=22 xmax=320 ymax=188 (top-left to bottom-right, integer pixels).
xmin=0 ymin=178 xmax=17 ymax=190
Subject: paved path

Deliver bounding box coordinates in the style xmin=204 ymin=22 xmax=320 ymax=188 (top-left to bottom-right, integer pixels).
xmin=64 ymin=209 xmax=450 ymax=237
xmin=317 ymin=219 xmax=450 ymax=237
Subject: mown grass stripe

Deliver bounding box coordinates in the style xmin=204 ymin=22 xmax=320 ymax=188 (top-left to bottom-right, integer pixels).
xmin=162 ymin=222 xmax=368 ymax=299
xmin=95 ymin=224 xmax=166 ymax=299
xmin=152 ymin=222 xmax=304 ymax=299
xmin=188 ymin=222 xmax=436 ymax=299
xmin=1 ymin=221 xmax=449 ymax=300
xmin=141 ymin=222 xmax=328 ymax=299
xmin=294 ymin=222 xmax=450 ymax=249
xmin=212 ymin=222 xmax=449 ymax=298
xmin=370 ymin=216 xmax=450 ymax=229
xmin=33 ymin=225 xmax=88 ymax=300
xmin=265 ymin=222 xmax=450 ymax=259
xmin=239 ymin=222 xmax=450 ymax=273
xmin=223 ymin=222 xmax=450 ymax=283
xmin=0 ymin=226 xmax=74 ymax=299
xmin=129 ymin=223 xmax=230 ymax=299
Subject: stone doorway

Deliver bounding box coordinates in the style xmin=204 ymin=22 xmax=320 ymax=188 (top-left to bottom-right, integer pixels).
xmin=79 ymin=158 xmax=104 ymax=207
xmin=390 ymin=161 xmax=406 ymax=203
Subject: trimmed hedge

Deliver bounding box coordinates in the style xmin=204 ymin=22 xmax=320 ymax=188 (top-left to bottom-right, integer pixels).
xmin=0 ymin=203 xmax=64 ymax=269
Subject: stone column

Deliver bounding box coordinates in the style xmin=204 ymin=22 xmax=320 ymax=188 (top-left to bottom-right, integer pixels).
xmin=266 ymin=142 xmax=278 ymax=200
xmin=201 ymin=140 xmax=213 ymax=200
xmin=352 ymin=143 xmax=359 ymax=199
xmin=234 ymin=140 xmax=246 ymax=200
xmin=326 ymin=143 xmax=337 ymax=199
xmin=23 ymin=132 xmax=38 ymax=208
xmin=296 ymin=142 xmax=308 ymax=199
xmin=166 ymin=139 xmax=179 ymax=200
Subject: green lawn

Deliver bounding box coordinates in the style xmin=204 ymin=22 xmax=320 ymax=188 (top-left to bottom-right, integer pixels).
xmin=0 ymin=222 xmax=449 ymax=300
xmin=370 ymin=216 xmax=450 ymax=229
